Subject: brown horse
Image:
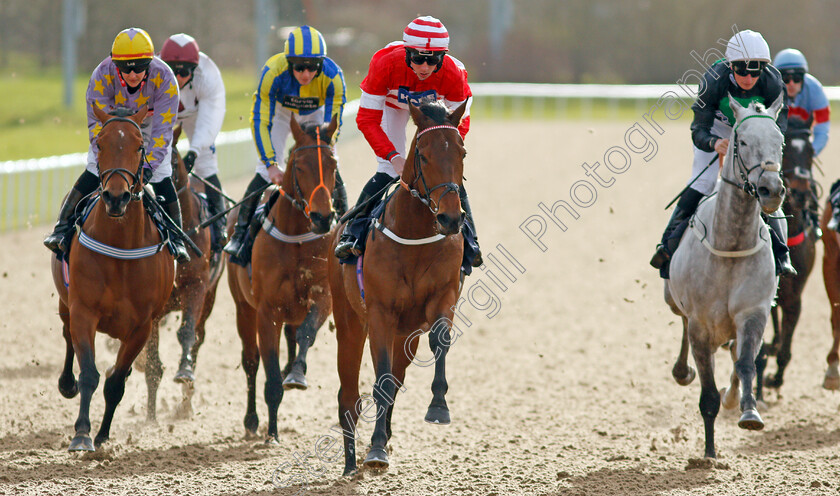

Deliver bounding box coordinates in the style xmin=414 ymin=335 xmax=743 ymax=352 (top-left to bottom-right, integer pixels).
xmin=50 ymin=106 xmax=175 ymax=451
xmin=143 ymin=128 xmax=226 ymax=420
xmin=328 ymin=100 xmax=468 ymax=475
xmin=227 ymin=114 xmax=338 ymax=443
xmin=759 ymin=125 xmax=818 ymax=395
xmin=821 ymin=190 xmax=840 ymax=390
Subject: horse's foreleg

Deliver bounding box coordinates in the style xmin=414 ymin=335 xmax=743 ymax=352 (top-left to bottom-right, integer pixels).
xmin=754 ymin=342 xmax=768 ymax=407
xmin=282 ymin=324 xmax=296 ymax=378
xmin=672 ymin=316 xmax=695 ymax=386
xmin=144 ymin=323 xmax=163 ymax=422
xmin=256 ymin=307 xmax=283 ymax=444
xmin=68 ymin=315 xmax=99 ymax=452
xmin=95 ymin=323 xmax=149 ymax=447
xmin=688 ymin=320 xmax=719 ymax=458
xmin=363 ymin=310 xmax=397 ymax=470
xmin=721 ymin=344 xmax=740 ymax=410
xmin=425 ymin=315 xmax=453 ymax=425
xmin=386 ymin=335 xmax=415 ymax=441
xmin=335 ymin=310 xmax=366 ymax=477
xmin=734 ymin=314 xmax=765 ymax=431
xmin=766 ymin=297 xmax=802 ymax=389
xmin=235 ymin=305 xmax=260 ymax=436
xmin=174 ymin=289 xmax=204 ymax=384
xmin=58 ymin=307 xmax=78 ymax=398
xmin=283 ymin=304 xmax=330 ymax=390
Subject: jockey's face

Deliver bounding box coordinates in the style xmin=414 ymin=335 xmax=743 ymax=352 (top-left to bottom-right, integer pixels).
xmin=120 ymin=69 xmax=146 ymax=88
xmin=733 ymin=72 xmax=759 ymax=91
xmin=782 ymin=71 xmax=804 ymax=99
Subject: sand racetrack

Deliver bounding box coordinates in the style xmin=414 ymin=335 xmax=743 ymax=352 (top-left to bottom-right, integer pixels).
xmin=3 ymin=118 xmax=840 ymax=495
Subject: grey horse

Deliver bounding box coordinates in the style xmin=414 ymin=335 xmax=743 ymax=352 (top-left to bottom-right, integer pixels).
xmin=665 ymin=95 xmax=786 ymax=459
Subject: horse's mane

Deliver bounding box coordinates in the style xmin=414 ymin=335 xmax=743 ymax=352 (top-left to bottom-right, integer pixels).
xmin=417 ymin=99 xmax=449 ymax=125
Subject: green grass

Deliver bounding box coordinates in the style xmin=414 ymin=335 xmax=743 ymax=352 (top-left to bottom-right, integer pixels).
xmin=0 ymin=54 xmax=365 ymax=162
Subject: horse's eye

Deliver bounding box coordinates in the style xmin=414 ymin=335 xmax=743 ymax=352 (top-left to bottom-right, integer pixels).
xmin=740 ymin=140 xmax=747 ymax=147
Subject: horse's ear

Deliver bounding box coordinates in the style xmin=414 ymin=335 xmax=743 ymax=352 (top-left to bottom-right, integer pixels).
xmin=448 ymin=100 xmax=468 ymax=127
xmin=290 ymin=113 xmax=305 ymax=142
xmin=728 ymin=93 xmax=746 ymax=123
xmin=767 ymin=93 xmax=785 ymax=120
xmin=325 ymin=113 xmax=339 ymax=142
xmin=130 ymin=106 xmax=149 ymax=126
xmin=92 ymin=103 xmax=110 ymax=124
xmin=408 ymin=101 xmax=424 ymax=126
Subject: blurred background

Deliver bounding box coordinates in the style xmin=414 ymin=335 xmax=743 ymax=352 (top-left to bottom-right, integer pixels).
xmin=3 ymin=0 xmax=839 ymax=85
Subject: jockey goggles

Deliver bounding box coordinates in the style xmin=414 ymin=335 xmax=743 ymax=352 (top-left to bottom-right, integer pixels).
xmin=731 ymin=60 xmax=766 ymax=77
xmin=289 ymin=58 xmax=322 ymax=73
xmin=408 ymin=49 xmax=444 ymax=66
xmin=166 ymin=62 xmax=196 ymax=78
xmin=782 ymin=70 xmax=804 ymax=84
xmin=114 ymin=59 xmax=151 ymax=74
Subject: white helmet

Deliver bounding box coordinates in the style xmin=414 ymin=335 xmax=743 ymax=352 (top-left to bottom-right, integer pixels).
xmin=725 ymin=30 xmax=771 ymax=62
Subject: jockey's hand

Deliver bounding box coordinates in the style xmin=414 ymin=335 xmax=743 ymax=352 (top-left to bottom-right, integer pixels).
xmin=714 ymin=138 xmax=729 ymax=157
xmin=390 ymin=155 xmax=406 ymax=175
xmin=267 ymin=161 xmax=284 ymax=185
xmin=183 ymin=151 xmax=197 ymax=173
xmin=142 ymin=166 xmax=153 ymax=184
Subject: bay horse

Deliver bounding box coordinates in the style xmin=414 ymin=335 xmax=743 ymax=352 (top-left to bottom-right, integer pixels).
xmin=760 ymin=122 xmax=818 ymax=394
xmin=227 ymin=114 xmax=338 ymax=443
xmin=328 ymin=100 xmax=468 ymax=475
xmin=50 ymin=106 xmax=175 ymax=451
xmin=143 ymin=127 xmax=226 ymax=420
xmin=665 ymin=96 xmax=786 ymax=459
xmin=821 ymin=187 xmax=840 ymax=390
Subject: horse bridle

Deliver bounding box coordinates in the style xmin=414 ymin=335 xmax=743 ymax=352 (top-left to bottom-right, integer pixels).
xmin=401 ymin=124 xmax=461 ymax=215
xmin=283 ymin=129 xmax=334 ymax=219
xmin=96 ymin=116 xmax=148 ymax=201
xmin=720 ymin=114 xmax=782 ymax=201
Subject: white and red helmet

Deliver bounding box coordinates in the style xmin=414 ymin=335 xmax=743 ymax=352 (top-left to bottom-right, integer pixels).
xmin=160 ymin=33 xmax=200 ymax=67
xmin=403 ymin=16 xmax=449 ymax=52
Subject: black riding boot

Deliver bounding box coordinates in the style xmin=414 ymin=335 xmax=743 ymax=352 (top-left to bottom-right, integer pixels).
xmin=649 ymin=188 xmax=704 ymax=269
xmin=460 ymin=186 xmax=483 ymax=267
xmin=333 ymin=168 xmax=348 ymax=219
xmin=767 ymin=214 xmax=797 ymax=277
xmin=224 ymin=174 xmax=268 ymax=265
xmin=44 ymin=170 xmax=99 ymax=253
xmin=162 ymin=200 xmax=190 ymax=264
xmin=335 ymin=172 xmax=394 ymax=259
xmin=204 ymin=174 xmax=227 ymax=253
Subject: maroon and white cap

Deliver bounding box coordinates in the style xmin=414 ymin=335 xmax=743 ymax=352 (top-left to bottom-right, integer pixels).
xmin=403 ymin=16 xmax=449 ymax=52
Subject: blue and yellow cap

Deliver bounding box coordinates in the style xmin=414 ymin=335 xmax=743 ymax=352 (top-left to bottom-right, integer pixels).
xmin=284 ymin=26 xmax=327 ymax=59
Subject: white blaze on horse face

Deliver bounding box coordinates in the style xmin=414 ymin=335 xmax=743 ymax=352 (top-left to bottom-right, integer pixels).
xmin=790 ymin=138 xmax=806 ymax=154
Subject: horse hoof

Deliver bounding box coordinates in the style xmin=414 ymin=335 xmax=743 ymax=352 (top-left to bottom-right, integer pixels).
xmin=424 ymin=405 xmax=451 ymax=425
xmin=756 ymin=400 xmax=768 ymax=412
xmin=94 ymin=435 xmax=109 ymax=448
xmin=173 ymin=369 xmax=196 ymax=384
xmin=673 ymin=366 xmax=696 ymax=386
xmin=264 ymin=436 xmax=280 ymax=446
xmin=719 ymin=387 xmax=739 ymax=410
xmin=282 ymin=370 xmax=308 ymax=390
xmin=823 ymin=364 xmax=840 ymax=390
xmin=764 ymin=374 xmax=782 ymax=389
xmin=58 ymin=377 xmax=79 ymax=399
xmin=738 ymin=409 xmax=764 ymax=431
xmin=363 ymin=448 xmax=389 ymax=470
xmin=68 ymin=434 xmax=95 ymax=452
xmin=343 ymin=466 xmax=358 ymax=477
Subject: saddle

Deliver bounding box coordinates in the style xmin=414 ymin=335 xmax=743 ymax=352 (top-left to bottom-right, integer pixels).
xmin=56 ymin=189 xmax=180 ymax=263
xmin=339 ymin=188 xmax=480 ymax=275
xmin=229 ymin=189 xmax=281 ymax=267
